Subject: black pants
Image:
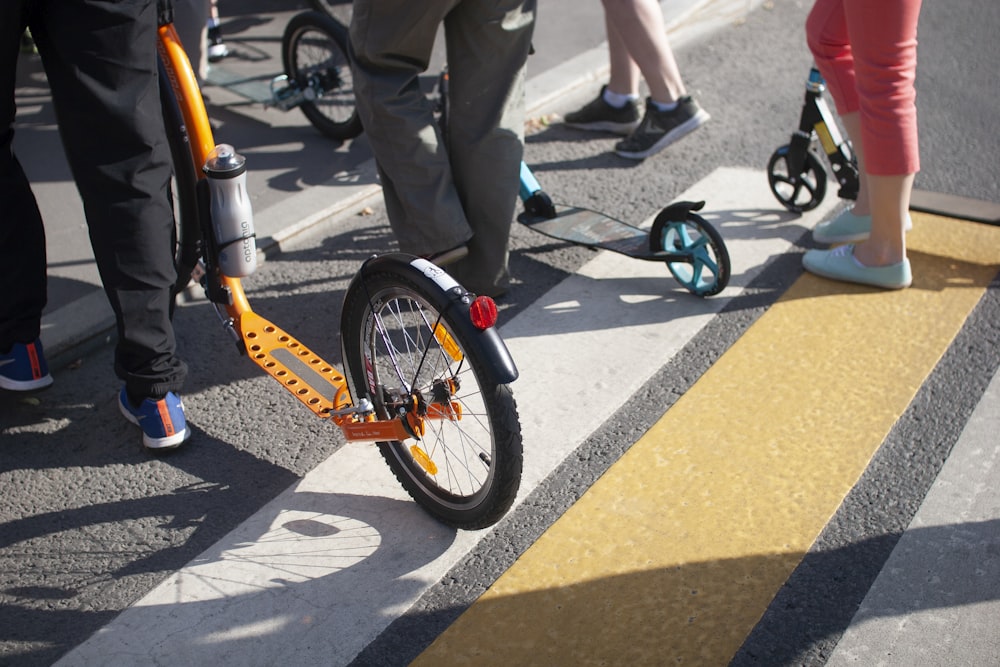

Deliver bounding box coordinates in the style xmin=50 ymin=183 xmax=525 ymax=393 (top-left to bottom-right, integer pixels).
xmin=0 ymin=0 xmax=186 ymax=399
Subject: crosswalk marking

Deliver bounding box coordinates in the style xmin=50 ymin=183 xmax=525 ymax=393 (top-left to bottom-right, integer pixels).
xmin=56 ymin=168 xmax=839 ymax=666
xmin=410 ymin=211 xmax=1000 ymax=665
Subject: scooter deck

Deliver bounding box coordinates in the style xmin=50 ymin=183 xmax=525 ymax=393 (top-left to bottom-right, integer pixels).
xmin=519 ymin=205 xmax=664 ymax=261
xmin=203 ymin=65 xmax=274 ymax=104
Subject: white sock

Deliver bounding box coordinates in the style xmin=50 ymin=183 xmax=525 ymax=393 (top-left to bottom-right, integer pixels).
xmin=602 ymin=88 xmax=638 ymax=109
xmin=650 ymin=99 xmax=679 ymax=113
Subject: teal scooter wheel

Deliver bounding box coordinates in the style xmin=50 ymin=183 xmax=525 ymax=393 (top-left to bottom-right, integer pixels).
xmin=650 ymin=202 xmax=731 ymax=297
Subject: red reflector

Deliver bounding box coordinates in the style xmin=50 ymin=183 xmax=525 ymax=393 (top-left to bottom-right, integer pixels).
xmin=469 ymin=295 xmax=498 ymax=330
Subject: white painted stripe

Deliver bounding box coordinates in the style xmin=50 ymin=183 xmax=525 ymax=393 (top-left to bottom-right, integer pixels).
xmin=826 ymin=370 xmax=1000 ymax=666
xmin=55 ymin=168 xmax=839 ymax=666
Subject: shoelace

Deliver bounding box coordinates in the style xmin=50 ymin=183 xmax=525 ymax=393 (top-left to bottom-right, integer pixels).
xmin=828 ymin=244 xmax=854 ymax=258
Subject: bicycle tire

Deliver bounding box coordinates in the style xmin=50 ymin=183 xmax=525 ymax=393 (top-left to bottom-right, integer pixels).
xmin=340 ymin=266 xmax=522 ymax=530
xmin=159 ymin=59 xmax=203 ymax=303
xmin=281 ymin=11 xmax=363 ymax=141
xmin=306 ymin=0 xmax=338 ymax=16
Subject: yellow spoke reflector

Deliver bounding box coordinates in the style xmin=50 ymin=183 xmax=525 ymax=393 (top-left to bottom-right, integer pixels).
xmin=410 ymin=444 xmax=438 ymax=475
xmin=433 ymin=324 xmax=463 ymax=362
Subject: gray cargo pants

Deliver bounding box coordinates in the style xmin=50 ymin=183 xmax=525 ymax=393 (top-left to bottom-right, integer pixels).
xmin=350 ymin=0 xmax=536 ymax=296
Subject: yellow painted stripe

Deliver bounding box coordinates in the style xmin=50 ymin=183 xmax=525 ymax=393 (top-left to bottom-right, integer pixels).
xmin=413 ymin=212 xmax=1000 ymax=666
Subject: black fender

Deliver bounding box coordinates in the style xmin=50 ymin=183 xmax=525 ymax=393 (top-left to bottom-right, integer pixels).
xmin=658 ymin=199 xmax=705 ymax=220
xmin=342 ymin=253 xmax=519 ymax=386
xmin=648 ymin=200 xmax=708 ymax=253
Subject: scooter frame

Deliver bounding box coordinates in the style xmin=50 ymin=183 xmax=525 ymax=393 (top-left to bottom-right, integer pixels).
xmin=519 ymin=162 xmax=731 ymax=298
xmin=766 ymin=67 xmax=860 ymax=213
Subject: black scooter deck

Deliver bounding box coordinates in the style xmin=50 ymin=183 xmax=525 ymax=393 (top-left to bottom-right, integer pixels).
xmin=203 ymin=66 xmax=275 ymax=104
xmin=519 ymin=205 xmax=664 ymax=261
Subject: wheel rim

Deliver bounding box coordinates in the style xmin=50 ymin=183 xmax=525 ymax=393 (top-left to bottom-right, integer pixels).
xmin=363 ymin=288 xmax=497 ymax=507
xmin=767 ymin=146 xmax=826 ymax=212
xmin=289 ymin=25 xmax=356 ymax=126
xmin=662 ymin=222 xmax=725 ymax=296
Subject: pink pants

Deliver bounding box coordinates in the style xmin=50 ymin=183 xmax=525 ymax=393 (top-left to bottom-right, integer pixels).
xmin=806 ymin=0 xmax=921 ymax=176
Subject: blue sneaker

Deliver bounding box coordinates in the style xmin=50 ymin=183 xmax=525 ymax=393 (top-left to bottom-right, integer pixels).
xmin=814 ymin=209 xmax=913 ymax=244
xmin=803 ymin=244 xmax=912 ymax=290
xmin=118 ymin=387 xmax=191 ymax=450
xmin=0 ymin=339 xmax=54 ymax=391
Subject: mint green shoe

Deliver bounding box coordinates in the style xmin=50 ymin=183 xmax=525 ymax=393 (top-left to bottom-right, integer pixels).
xmin=813 ymin=209 xmax=913 ymax=244
xmin=802 ymin=244 xmax=912 ymax=289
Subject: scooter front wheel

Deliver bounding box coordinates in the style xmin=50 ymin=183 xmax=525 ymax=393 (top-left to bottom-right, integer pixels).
xmin=340 ymin=263 xmax=523 ymax=530
xmin=767 ymin=144 xmax=827 ymax=212
xmin=650 ymin=206 xmax=731 ymax=297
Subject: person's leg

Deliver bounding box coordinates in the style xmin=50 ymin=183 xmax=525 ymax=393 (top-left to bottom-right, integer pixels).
xmin=562 ymin=3 xmax=644 ymax=135
xmin=602 ymin=0 xmax=686 ymax=105
xmin=807 ymin=0 xmax=869 ymax=215
xmin=803 ymin=0 xmax=920 ymax=287
xmin=563 ymin=11 xmax=641 ymax=136
xmin=843 ymin=0 xmax=920 ymax=268
xmin=442 ymin=0 xmax=535 ymax=296
xmin=37 ymin=0 xmax=186 ymax=400
xmin=604 ymin=0 xmax=708 ymax=159
xmin=207 ymin=0 xmax=228 ymax=63
xmin=806 ymin=0 xmax=873 ymax=239
xmin=349 ymin=0 xmax=472 ymax=257
xmin=173 ymin=0 xmax=209 ymax=80
xmin=605 ymin=9 xmax=641 ymax=98
xmin=0 ymin=0 xmax=47 ymax=353
xmin=806 ymin=0 xmax=857 ymax=116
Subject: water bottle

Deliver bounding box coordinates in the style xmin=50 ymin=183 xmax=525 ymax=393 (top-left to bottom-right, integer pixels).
xmin=204 ymin=144 xmax=257 ymax=277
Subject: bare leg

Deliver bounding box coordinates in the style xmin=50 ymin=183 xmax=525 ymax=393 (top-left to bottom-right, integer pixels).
xmin=605 ymin=10 xmax=641 ymax=97
xmin=602 ymin=0 xmax=686 ymax=104
xmin=853 ymin=173 xmax=911 ymax=266
xmin=825 ymin=112 xmax=909 ymax=266
xmin=840 ymin=111 xmax=870 ymax=216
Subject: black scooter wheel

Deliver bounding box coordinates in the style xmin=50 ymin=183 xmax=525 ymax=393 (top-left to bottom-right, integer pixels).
xmin=767 ymin=144 xmax=827 ymax=212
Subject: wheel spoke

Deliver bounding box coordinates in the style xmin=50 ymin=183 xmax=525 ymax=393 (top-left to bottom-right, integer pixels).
xmin=342 ymin=269 xmax=522 ymax=528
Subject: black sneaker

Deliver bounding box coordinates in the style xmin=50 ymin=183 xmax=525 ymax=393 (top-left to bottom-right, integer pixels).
xmin=563 ymin=86 xmax=641 ymax=135
xmin=615 ymin=96 xmax=710 ymax=160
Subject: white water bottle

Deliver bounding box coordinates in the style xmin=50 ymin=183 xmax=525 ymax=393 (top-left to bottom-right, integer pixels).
xmin=204 ymin=144 xmax=257 ymax=277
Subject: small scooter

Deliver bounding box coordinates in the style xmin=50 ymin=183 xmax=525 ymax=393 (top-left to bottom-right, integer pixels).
xmin=518 ymin=162 xmax=731 ymax=297
xmin=766 ymin=67 xmax=859 ymax=212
